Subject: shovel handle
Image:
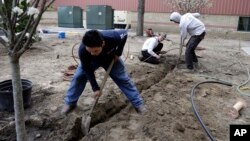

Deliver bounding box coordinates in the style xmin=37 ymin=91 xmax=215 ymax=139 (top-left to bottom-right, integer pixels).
xmin=99 ymin=59 xmax=115 ymax=91
xmin=90 ymin=59 xmax=115 ymax=113
xmin=176 ymin=43 xmax=184 ymax=68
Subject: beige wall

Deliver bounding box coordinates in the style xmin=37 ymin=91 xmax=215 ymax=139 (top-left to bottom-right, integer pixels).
xmin=129 ymin=12 xmax=249 ymax=40
xmin=41 ymin=11 xmax=250 ymax=40
xmin=130 ymin=12 xmax=239 ymax=31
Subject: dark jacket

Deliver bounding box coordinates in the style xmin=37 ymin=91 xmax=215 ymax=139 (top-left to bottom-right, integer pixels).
xmin=79 ymin=30 xmax=127 ymax=91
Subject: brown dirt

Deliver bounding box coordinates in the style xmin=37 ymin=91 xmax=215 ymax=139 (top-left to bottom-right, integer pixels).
xmin=0 ymin=32 xmax=250 ymax=141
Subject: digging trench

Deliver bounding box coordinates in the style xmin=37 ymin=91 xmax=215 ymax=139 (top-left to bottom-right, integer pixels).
xmin=0 ymin=56 xmax=177 ymax=141
xmin=59 ymin=56 xmax=177 ymax=141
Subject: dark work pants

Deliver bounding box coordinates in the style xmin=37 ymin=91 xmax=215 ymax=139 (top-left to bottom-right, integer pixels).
xmin=141 ymin=43 xmax=163 ymax=64
xmin=185 ymin=32 xmax=206 ymax=69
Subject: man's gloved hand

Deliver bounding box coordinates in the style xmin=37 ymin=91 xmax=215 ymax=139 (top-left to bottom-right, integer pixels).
xmin=93 ymin=90 xmax=102 ymax=99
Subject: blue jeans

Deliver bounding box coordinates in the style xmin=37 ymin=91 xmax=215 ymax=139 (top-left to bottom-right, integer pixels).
xmin=64 ymin=58 xmax=143 ymax=108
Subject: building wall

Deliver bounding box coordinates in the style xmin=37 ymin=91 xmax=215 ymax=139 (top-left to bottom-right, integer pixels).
xmin=53 ymin=0 xmax=250 ymax=35
xmin=40 ymin=10 xmax=249 ymax=40
xmin=54 ymin=0 xmax=250 ymax=16
xmin=203 ymin=0 xmax=250 ymax=16
xmin=80 ymin=11 xmax=238 ymax=31
xmin=131 ymin=12 xmax=238 ymax=31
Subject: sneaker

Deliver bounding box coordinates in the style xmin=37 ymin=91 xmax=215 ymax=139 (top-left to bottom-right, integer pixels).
xmin=138 ymin=55 xmax=143 ymax=61
xmin=159 ymin=51 xmax=167 ymax=54
xmin=135 ymin=105 xmax=147 ymax=115
xmin=61 ymin=104 xmax=76 ymax=115
xmin=181 ymin=68 xmax=195 ymax=73
xmin=193 ymin=62 xmax=201 ymax=69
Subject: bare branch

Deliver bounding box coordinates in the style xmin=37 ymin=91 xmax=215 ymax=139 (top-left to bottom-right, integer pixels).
xmin=11 ymin=0 xmax=18 ymax=21
xmin=12 ymin=0 xmax=40 ymax=53
xmin=32 ymin=0 xmax=40 ymax=8
xmin=0 ymin=27 xmax=9 ymax=48
xmin=1 ymin=1 xmax=16 ymax=48
xmin=165 ymin=0 xmax=213 ymax=14
xmin=18 ymin=0 xmax=48 ymax=56
xmin=17 ymin=0 xmax=55 ymax=56
xmin=43 ymin=0 xmax=55 ymax=13
xmin=11 ymin=0 xmax=18 ymax=32
xmin=12 ymin=15 xmax=33 ymax=53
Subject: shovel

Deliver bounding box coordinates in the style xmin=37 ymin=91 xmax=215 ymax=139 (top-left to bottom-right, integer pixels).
xmin=81 ymin=59 xmax=115 ymax=136
xmin=176 ymin=40 xmax=184 ymax=68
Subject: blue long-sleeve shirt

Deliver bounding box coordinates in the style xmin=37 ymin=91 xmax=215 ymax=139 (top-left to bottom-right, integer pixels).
xmin=79 ymin=30 xmax=127 ymax=91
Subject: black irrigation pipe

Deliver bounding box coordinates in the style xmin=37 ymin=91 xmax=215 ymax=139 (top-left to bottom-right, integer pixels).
xmin=190 ymin=80 xmax=233 ymax=141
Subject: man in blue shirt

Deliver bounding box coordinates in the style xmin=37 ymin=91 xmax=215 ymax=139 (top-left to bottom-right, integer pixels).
xmin=61 ymin=30 xmax=146 ymax=115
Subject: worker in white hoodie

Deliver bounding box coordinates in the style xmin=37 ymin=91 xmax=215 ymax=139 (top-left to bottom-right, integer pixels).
xmin=139 ymin=34 xmax=166 ymax=64
xmin=170 ymin=12 xmax=206 ymax=71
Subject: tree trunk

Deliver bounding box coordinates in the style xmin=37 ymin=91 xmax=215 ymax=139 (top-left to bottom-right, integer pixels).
xmin=136 ymin=0 xmax=145 ymax=36
xmin=10 ymin=56 xmax=27 ymax=141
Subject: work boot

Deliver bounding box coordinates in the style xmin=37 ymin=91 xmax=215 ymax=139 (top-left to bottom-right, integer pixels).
xmin=135 ymin=104 xmax=147 ymax=115
xmin=61 ymin=104 xmax=76 ymax=115
xmin=193 ymin=62 xmax=201 ymax=69
xmin=159 ymin=51 xmax=167 ymax=54
xmin=181 ymin=68 xmax=195 ymax=73
xmin=138 ymin=55 xmax=144 ymax=61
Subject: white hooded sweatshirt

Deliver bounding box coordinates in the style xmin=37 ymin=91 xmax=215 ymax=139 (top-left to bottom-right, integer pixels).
xmin=170 ymin=12 xmax=205 ymax=44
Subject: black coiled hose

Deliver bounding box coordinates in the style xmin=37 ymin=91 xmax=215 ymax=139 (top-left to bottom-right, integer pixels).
xmin=191 ymin=80 xmax=233 ymax=141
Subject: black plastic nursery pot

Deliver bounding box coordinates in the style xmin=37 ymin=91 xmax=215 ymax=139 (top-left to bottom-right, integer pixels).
xmin=0 ymin=79 xmax=32 ymax=112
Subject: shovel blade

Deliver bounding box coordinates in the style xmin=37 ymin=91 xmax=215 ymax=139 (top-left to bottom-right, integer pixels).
xmin=81 ymin=116 xmax=92 ymax=136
